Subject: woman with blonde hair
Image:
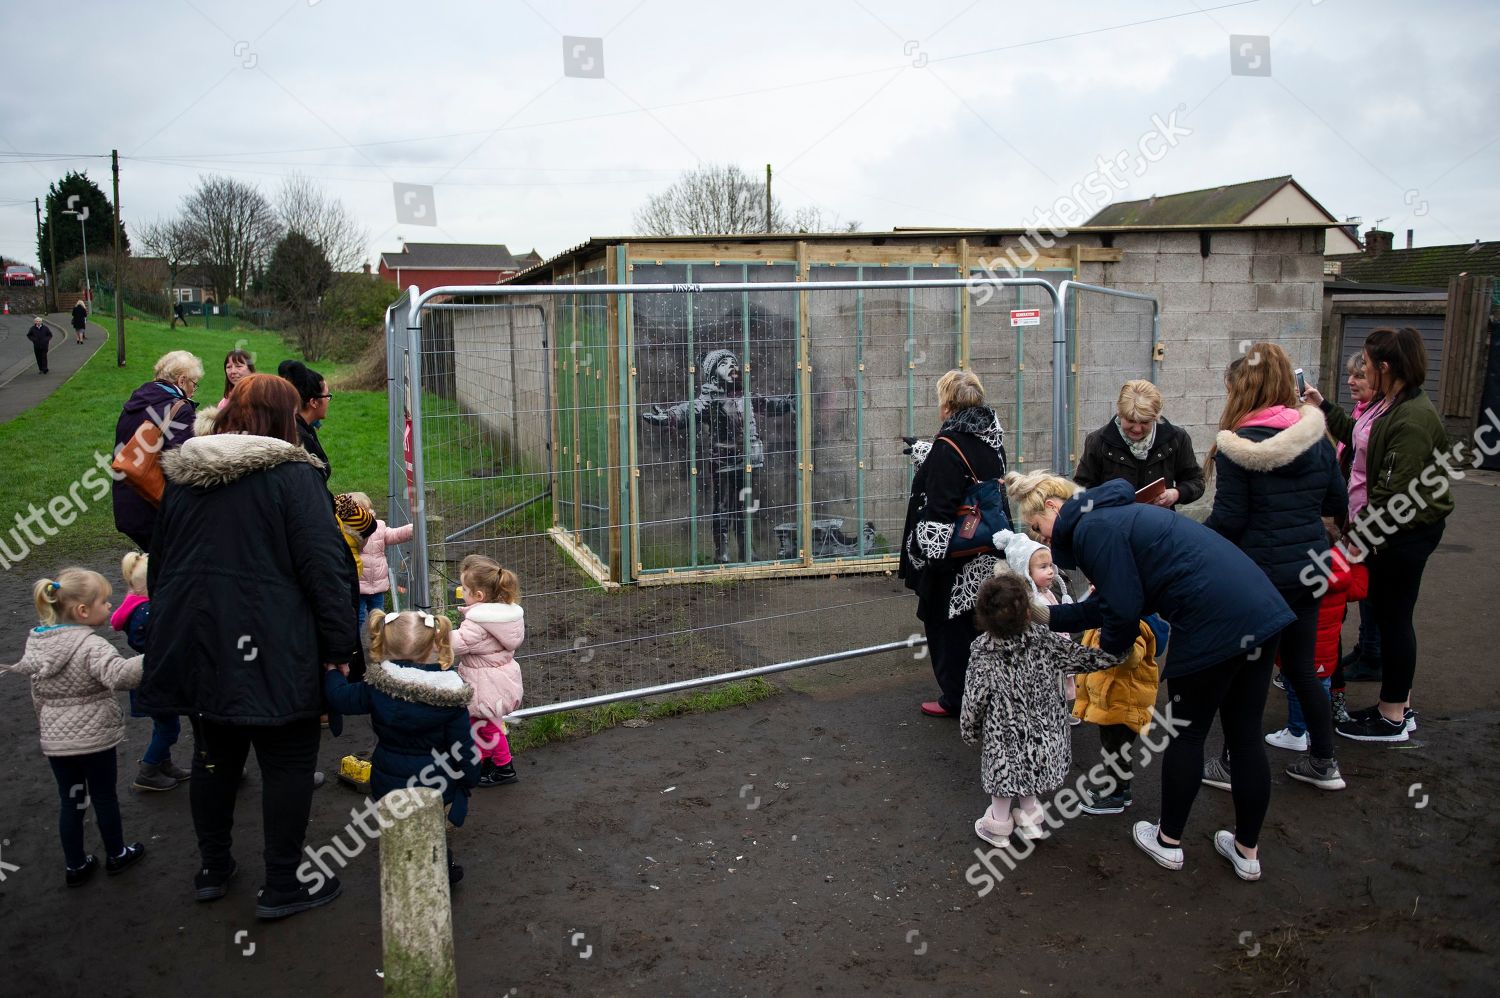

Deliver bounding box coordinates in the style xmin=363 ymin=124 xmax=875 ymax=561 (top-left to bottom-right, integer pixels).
xmin=111 ymin=350 xmax=203 ymax=551
xmin=898 ymin=370 xmax=1010 ymax=717
xmin=1203 ymin=343 xmax=1347 ymax=792
xmin=1074 ymin=379 xmax=1202 ymax=508
xmin=1007 ymin=466 xmax=1292 ymax=881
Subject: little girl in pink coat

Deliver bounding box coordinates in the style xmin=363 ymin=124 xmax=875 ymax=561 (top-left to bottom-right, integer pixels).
xmin=452 ymin=554 xmax=525 ymax=787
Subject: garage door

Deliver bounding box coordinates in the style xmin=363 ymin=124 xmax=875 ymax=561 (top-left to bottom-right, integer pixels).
xmin=1335 ymin=314 xmax=1444 ymax=407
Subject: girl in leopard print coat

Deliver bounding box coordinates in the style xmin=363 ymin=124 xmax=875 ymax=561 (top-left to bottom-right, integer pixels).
xmin=961 ymin=571 xmax=1119 ymax=847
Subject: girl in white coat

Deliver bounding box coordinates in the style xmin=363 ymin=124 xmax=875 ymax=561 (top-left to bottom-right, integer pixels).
xmin=452 ymin=554 xmax=525 ymax=786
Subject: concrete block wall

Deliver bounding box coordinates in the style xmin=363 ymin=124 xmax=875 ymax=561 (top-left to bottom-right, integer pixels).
xmin=980 ymin=228 xmax=1325 ymax=483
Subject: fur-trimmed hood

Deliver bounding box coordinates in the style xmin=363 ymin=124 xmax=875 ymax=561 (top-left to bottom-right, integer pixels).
xmin=1214 ymin=405 xmax=1327 ymax=472
xmin=462 ymin=602 xmax=524 ymax=624
xmin=194 ymin=404 xmax=219 ymax=437
xmin=161 ymin=433 xmax=325 ymax=489
xmin=366 ymin=659 xmax=474 ymax=709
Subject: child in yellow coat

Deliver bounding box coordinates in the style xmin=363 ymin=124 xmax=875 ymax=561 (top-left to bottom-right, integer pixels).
xmin=1074 ymin=614 xmax=1169 ymax=815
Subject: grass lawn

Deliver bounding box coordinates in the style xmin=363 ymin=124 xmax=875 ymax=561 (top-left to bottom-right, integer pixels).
xmin=0 ymin=316 xmax=389 ymax=563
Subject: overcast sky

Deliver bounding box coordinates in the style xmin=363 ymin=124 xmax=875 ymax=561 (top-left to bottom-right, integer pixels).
xmin=2 ymin=0 xmax=1496 ymax=269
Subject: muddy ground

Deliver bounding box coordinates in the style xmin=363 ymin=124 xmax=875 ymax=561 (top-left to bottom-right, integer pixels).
xmin=2 ymin=478 xmax=1498 ymax=996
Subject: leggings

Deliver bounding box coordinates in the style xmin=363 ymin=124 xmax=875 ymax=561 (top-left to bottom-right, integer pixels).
xmin=1099 ymin=724 xmax=1138 ymax=788
xmin=48 ymin=749 xmax=125 ymax=868
xmin=1372 ymin=521 xmax=1445 ymax=704
xmin=1276 ymin=591 xmax=1334 ymax=759
xmin=471 ymin=717 xmax=513 ymax=765
xmin=1160 ymin=642 xmax=1275 ymax=849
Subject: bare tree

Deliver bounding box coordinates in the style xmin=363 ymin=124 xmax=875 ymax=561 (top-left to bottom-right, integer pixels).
xmin=275 ymin=172 xmax=368 ymax=272
xmin=138 ymin=217 xmax=197 ymax=322
xmin=790 ymin=206 xmax=862 ymax=234
xmin=633 ymin=164 xmax=788 ymax=236
xmin=177 ymin=175 xmax=282 ymax=302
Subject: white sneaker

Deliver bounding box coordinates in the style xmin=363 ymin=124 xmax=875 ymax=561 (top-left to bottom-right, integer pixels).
xmin=1264 ymin=727 xmax=1309 ymax=751
xmin=1132 ymin=821 xmax=1183 ymax=871
xmin=1213 ymin=830 xmax=1262 ymax=882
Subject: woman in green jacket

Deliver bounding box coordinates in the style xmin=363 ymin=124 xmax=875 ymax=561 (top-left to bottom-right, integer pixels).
xmin=1306 ymin=327 xmax=1453 ymax=742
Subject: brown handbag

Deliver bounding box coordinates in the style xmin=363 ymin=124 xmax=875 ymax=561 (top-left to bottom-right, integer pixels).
xmin=111 ymin=400 xmax=188 ymax=506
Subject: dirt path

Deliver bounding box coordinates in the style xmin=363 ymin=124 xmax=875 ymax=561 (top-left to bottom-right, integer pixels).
xmin=1 ymin=477 xmax=1498 ymax=995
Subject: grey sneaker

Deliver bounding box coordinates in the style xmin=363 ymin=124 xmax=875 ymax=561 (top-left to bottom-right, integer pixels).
xmin=1286 ymin=755 xmax=1346 ymax=790
xmin=1202 ymin=756 xmax=1232 ymax=791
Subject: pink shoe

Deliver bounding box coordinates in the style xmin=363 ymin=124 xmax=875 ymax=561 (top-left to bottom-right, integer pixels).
xmin=1012 ymin=806 xmax=1050 ymax=841
xmin=920 ymin=701 xmax=955 ymax=718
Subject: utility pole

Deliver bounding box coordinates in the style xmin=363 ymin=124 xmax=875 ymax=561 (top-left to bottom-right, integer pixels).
xmin=111 ymin=149 xmax=124 ymax=365
xmin=33 ymin=198 xmax=47 ymax=311
xmin=765 ymin=163 xmax=772 ymax=234
xmin=46 ymin=195 xmax=58 ymax=314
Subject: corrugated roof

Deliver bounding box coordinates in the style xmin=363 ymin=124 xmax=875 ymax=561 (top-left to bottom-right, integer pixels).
xmin=379 ymin=242 xmax=521 ymax=270
xmin=1086 ymin=176 xmax=1298 ymax=226
xmin=1326 ymin=241 xmax=1500 ymax=289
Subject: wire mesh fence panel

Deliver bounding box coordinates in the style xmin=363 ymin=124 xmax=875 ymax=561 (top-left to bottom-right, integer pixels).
xmin=1064 ymin=284 xmax=1160 ymax=470
xmin=386 ymin=277 xmax=1146 ymax=716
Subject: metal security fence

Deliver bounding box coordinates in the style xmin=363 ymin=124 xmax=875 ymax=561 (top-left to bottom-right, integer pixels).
xmin=384 ymin=276 xmax=1155 ymax=717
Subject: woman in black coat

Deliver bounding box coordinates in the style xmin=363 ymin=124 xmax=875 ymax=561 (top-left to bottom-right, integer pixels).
xmin=1203 ymin=344 xmax=1347 ymax=793
xmin=71 ymin=300 xmax=87 ymax=343
xmin=1073 ymin=379 xmax=1203 ymax=508
xmin=1009 ymin=472 xmax=1294 ymax=882
xmin=141 ymin=374 xmax=357 ymax=920
xmin=899 ymin=370 xmax=1009 ymax=718
xmin=278 ymin=359 xmax=333 ymax=480
xmin=112 ymin=350 xmax=202 ymax=551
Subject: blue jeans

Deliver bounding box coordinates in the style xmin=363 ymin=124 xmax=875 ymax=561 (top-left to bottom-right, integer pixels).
xmin=357 ymin=592 xmax=387 ymax=632
xmin=1356 ymin=598 xmax=1382 ymax=661
xmin=1285 ymin=676 xmax=1332 ymax=737
xmin=143 ymin=715 xmax=181 ymax=765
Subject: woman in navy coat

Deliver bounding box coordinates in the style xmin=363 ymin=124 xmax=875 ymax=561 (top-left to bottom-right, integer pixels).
xmin=1004 ymin=472 xmax=1293 ymax=883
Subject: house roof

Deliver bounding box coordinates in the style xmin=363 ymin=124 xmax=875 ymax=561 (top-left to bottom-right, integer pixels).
xmin=1326 ymin=241 xmax=1500 ymax=289
xmin=1085 ymin=175 xmax=1344 ymax=227
xmin=379 ymin=242 xmax=524 ymax=271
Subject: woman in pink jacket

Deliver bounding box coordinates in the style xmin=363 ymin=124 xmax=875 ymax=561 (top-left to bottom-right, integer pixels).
xmin=351 ymin=493 xmax=414 ymax=630
xmin=452 ymin=554 xmax=525 ymax=787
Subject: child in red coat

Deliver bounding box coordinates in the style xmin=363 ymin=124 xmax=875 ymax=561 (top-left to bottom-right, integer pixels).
xmin=1266 ymin=544 xmax=1368 ymax=750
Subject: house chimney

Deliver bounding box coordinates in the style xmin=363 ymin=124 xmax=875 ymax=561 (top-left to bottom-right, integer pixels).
xmin=362 ymin=262 xmax=372 ymax=275
xmin=1364 ymin=228 xmax=1394 ymax=256
xmin=1406 ymin=229 xmax=1413 ymax=249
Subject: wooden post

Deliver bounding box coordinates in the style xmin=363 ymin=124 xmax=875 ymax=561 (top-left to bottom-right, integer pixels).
xmin=377 ymin=787 xmax=457 ymax=998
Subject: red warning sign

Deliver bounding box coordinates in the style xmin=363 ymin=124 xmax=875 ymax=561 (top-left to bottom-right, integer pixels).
xmin=1009 ymin=309 xmax=1042 ymax=327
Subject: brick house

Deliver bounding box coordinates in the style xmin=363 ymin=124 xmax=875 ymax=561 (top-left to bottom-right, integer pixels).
xmin=378 ymin=243 xmax=542 ymax=295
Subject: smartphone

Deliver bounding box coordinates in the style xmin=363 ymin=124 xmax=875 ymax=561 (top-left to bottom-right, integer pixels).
xmin=1294 ymin=368 xmax=1307 ymax=397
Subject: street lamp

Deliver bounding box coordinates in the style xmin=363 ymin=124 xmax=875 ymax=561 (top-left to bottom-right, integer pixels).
xmin=62 ymin=207 xmax=90 ymax=307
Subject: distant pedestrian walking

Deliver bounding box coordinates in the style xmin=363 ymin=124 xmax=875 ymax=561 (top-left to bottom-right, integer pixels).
xmin=27 ymin=316 xmax=52 ymax=373
xmin=71 ymin=301 xmax=87 ymax=344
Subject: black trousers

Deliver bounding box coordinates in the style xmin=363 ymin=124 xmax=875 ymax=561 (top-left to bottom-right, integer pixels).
xmin=1277 ymin=590 xmax=1334 ymax=758
xmin=34 ymin=344 xmax=48 ymax=373
xmin=190 ymin=717 xmax=321 ymax=892
xmin=1160 ymin=643 xmax=1276 ymax=848
xmin=1371 ymin=521 xmax=1445 ymax=704
xmin=47 ymin=749 xmax=124 ymax=868
xmin=924 ymin=610 xmax=978 ymax=713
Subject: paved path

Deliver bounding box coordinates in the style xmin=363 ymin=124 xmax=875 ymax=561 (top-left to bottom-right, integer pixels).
xmin=0 ymin=312 xmax=105 ymax=422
